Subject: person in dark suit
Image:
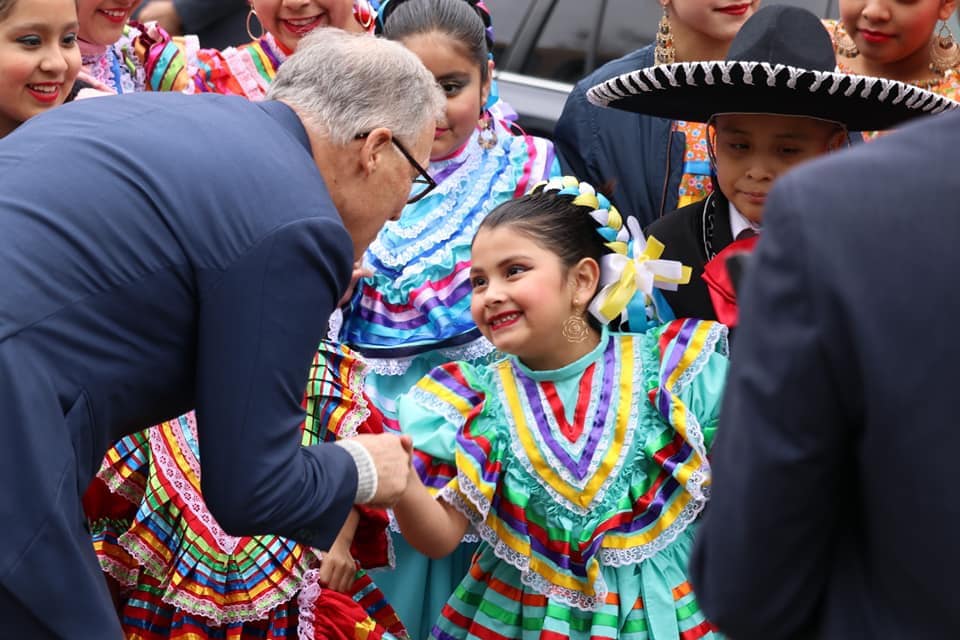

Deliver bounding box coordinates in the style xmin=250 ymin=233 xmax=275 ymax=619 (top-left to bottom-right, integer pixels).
xmin=689 ymin=106 xmax=960 ymax=639
xmin=585 ymin=5 xmax=954 ymax=323
xmin=0 ymin=30 xmax=442 ymax=638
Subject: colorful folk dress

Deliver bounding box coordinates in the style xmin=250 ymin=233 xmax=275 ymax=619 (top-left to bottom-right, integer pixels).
xmin=338 ymin=127 xmax=558 ymax=638
xmin=184 ymin=32 xmax=289 ymax=99
xmin=84 ymin=342 xmax=408 ymax=639
xmin=397 ymin=321 xmax=729 ymax=640
xmin=79 ymin=23 xmax=190 ymax=94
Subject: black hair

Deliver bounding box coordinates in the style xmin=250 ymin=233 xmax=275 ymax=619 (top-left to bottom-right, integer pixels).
xmin=380 ymin=0 xmax=491 ymax=83
xmin=0 ymin=0 xmax=17 ymax=20
xmin=476 ymin=186 xmax=613 ymax=329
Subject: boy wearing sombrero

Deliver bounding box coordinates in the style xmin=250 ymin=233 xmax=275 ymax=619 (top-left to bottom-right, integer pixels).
xmin=587 ymin=4 xmax=956 ymax=324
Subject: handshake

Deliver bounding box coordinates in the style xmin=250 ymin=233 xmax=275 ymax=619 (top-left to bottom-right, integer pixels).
xmin=344 ymin=433 xmax=415 ymax=508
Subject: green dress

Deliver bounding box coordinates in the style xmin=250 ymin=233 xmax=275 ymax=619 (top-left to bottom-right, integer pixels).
xmin=397 ymin=321 xmax=729 ymax=639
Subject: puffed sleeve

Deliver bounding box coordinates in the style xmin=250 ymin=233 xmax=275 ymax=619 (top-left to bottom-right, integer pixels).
xmin=397 ymin=360 xmax=506 ymax=523
xmin=648 ymin=318 xmax=729 ymax=454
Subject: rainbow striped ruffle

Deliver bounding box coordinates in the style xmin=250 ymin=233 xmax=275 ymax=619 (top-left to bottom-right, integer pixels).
xmin=87 ymin=342 xmax=406 ymax=638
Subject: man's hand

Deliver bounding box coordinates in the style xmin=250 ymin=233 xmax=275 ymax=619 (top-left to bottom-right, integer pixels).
xmin=349 ymin=434 xmax=413 ymax=508
xmin=138 ymin=1 xmax=183 ymax=35
xmin=338 ymin=261 xmax=373 ymax=308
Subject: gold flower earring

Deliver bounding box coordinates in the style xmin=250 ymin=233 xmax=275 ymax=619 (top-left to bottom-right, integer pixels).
xmin=655 ymin=4 xmax=676 ymax=66
xmin=561 ymin=299 xmax=590 ymax=343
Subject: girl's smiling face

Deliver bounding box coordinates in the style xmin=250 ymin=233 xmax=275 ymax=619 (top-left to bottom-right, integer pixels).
xmin=77 ymin=0 xmax=136 ymax=46
xmin=470 ymin=225 xmax=599 ymax=371
xmin=400 ymin=30 xmax=492 ymax=160
xmin=839 ymin=0 xmax=957 ymax=69
xmin=252 ymin=0 xmax=369 ymax=52
xmin=0 ymin=0 xmax=81 ymax=137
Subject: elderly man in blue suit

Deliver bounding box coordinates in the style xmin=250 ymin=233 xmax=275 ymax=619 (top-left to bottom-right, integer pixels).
xmin=0 ymin=30 xmax=442 ymax=638
xmin=691 ymin=109 xmax=960 ymax=638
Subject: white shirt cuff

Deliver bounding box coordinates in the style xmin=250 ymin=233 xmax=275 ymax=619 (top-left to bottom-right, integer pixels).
xmin=334 ymin=439 xmax=378 ymax=504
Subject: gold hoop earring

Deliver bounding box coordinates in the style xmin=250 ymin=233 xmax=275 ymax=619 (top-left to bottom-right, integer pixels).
xmin=246 ymin=9 xmax=264 ymax=40
xmin=833 ymin=20 xmax=859 ymax=58
xmin=477 ymin=111 xmax=498 ymax=150
xmin=930 ymin=21 xmax=960 ymax=74
xmin=561 ymin=301 xmax=590 ymax=344
xmin=655 ymin=5 xmax=675 ymax=65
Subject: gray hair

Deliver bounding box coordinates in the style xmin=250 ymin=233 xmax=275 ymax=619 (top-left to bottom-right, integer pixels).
xmin=267 ymin=28 xmax=443 ymax=147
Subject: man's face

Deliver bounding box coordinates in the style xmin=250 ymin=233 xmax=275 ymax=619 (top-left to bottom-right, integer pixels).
xmin=333 ymin=122 xmax=434 ymax=260
xmin=711 ymin=113 xmax=847 ymax=224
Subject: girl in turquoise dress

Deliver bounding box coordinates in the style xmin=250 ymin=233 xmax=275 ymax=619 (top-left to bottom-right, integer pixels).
xmin=339 ymin=1 xmax=559 ymax=636
xmin=392 ymin=177 xmax=728 ymax=639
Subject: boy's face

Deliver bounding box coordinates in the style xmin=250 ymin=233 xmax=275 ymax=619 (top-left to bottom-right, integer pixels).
xmin=711 ymin=113 xmax=847 ymax=224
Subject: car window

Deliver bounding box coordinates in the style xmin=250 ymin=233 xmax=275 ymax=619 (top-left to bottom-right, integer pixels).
xmin=597 ymin=0 xmax=660 ymax=69
xmin=484 ymin=0 xmax=535 ymax=61
xmin=519 ymin=0 xmax=601 ymax=84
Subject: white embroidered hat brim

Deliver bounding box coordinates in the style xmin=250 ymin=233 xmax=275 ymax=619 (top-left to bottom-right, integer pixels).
xmin=587 ymin=60 xmax=959 ymax=132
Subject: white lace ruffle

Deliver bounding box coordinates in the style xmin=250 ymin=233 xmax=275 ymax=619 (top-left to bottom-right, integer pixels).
xmin=409 ymin=386 xmax=470 ymax=432
xmin=359 ymin=335 xmax=496 ymax=376
xmin=456 ymin=473 xmax=610 ymax=612
xmin=296 ymin=568 xmax=323 ymax=640
xmin=366 ymin=135 xmax=514 ymax=273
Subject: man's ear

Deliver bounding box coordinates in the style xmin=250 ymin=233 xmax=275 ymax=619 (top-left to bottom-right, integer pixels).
xmin=358 ymin=127 xmax=393 ymax=176
xmin=570 ymin=257 xmax=601 ymax=306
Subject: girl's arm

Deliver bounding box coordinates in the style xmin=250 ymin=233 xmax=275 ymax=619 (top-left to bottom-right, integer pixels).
xmin=318 ymin=507 xmax=360 ymax=593
xmin=393 ymin=467 xmax=470 ymax=559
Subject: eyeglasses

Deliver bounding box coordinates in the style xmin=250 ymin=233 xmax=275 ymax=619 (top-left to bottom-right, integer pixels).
xmin=354 ymin=132 xmax=437 ymax=204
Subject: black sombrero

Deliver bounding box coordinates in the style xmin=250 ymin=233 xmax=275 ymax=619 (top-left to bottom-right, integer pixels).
xmin=586 ymin=5 xmax=958 ymax=131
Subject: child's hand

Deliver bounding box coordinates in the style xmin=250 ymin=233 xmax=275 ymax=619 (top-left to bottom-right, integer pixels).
xmin=318 ymin=538 xmax=357 ymax=593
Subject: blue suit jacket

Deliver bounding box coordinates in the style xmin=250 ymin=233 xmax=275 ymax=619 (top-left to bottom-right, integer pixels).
xmin=0 ymin=93 xmax=358 ymax=638
xmin=691 ymin=110 xmax=960 ymax=639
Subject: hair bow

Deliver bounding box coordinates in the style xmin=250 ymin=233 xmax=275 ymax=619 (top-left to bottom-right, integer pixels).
xmin=588 ymin=218 xmax=692 ymax=326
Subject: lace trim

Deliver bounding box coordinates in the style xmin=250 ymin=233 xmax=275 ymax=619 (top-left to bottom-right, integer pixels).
xmin=409 ymin=386 xmax=469 ymax=432
xmin=297 ymin=568 xmax=323 ymax=640
xmin=668 ymin=322 xmax=728 ymax=397
xmin=96 ymin=461 xmax=146 ymax=506
xmin=327 ymin=308 xmax=343 ymax=342
xmin=96 ymin=551 xmax=139 ymax=588
xmin=359 ymin=335 xmax=496 ymax=376
xmin=496 ymin=338 xmax=644 ymax=516
xmin=597 ymin=497 xmax=705 ymax=567
xmin=158 ymin=414 xmax=242 ymax=554
xmin=118 ymin=525 xmax=315 ymax=624
xmin=333 ymin=348 xmax=371 ymax=441
xmin=456 ymin=474 xmax=609 ymax=612
xmin=366 ymin=135 xmax=512 ymax=272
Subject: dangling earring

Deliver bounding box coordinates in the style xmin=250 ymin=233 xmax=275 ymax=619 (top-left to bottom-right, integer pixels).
xmin=833 ymin=20 xmax=859 ymax=58
xmin=930 ymin=21 xmax=960 ymax=74
xmin=353 ymin=0 xmax=375 ymax=32
xmin=477 ymin=110 xmax=498 ymax=150
xmin=655 ymin=4 xmax=675 ymax=66
xmin=561 ymin=300 xmax=590 ymax=344
xmin=246 ymin=9 xmax=264 ymax=40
